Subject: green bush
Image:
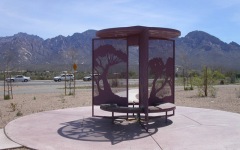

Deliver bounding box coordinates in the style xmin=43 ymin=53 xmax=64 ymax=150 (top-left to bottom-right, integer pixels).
xmin=10 ymin=103 xmax=17 ymax=111
xmin=192 ymin=67 xmax=222 ymax=97
xmin=184 ymin=86 xmax=194 ymax=91
xmin=111 ymin=78 xmax=119 ymax=87
xmin=16 ymin=111 xmax=23 ymax=116
xmin=4 ymin=95 xmax=11 ymax=100
xmin=235 ymin=88 xmax=240 ymax=98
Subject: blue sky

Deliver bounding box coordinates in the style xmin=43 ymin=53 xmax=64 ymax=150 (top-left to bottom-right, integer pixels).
xmin=0 ymin=0 xmax=240 ymax=44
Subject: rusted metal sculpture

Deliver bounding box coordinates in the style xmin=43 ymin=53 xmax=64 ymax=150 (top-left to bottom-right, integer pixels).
xmin=92 ymin=26 xmax=180 ymax=130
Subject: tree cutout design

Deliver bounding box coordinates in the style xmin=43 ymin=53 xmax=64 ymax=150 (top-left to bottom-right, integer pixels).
xmin=148 ymin=57 xmax=174 ymax=105
xmin=93 ymin=44 xmax=128 ymax=106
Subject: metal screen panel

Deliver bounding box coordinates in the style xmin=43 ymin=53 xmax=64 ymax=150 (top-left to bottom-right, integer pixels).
xmin=92 ymin=39 xmax=128 ymax=106
xmin=148 ymin=39 xmax=174 ymax=105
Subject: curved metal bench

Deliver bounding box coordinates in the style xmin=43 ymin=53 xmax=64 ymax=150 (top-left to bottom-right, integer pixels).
xmin=100 ymin=104 xmax=142 ymax=113
xmin=148 ymin=102 xmax=176 ymax=123
xmin=100 ymin=102 xmax=176 ymax=124
xmin=100 ymin=104 xmax=142 ymax=123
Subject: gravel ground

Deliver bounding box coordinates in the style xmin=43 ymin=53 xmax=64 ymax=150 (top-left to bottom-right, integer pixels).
xmin=0 ymin=88 xmax=92 ymax=129
xmin=175 ymin=85 xmax=240 ymax=113
xmin=1 ymin=85 xmax=240 ymax=149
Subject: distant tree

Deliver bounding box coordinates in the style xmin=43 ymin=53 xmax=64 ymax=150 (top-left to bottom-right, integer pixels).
xmin=128 ymin=71 xmax=137 ymax=79
xmin=193 ymin=67 xmax=224 ymax=97
xmin=3 ymin=48 xmax=15 ymax=99
xmin=179 ymin=50 xmax=192 ymax=90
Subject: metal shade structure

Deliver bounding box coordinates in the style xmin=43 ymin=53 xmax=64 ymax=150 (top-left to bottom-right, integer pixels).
xmin=92 ymin=26 xmax=180 ymax=125
xmin=96 ymin=26 xmax=180 ymax=39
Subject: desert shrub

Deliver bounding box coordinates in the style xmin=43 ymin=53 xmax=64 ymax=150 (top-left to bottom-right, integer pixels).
xmin=111 ymin=78 xmax=119 ymax=87
xmin=16 ymin=111 xmax=23 ymax=116
xmin=129 ymin=71 xmax=138 ymax=79
xmin=59 ymin=95 xmax=66 ymax=103
xmin=182 ymin=70 xmax=197 ymax=90
xmin=209 ymin=86 xmax=217 ymax=97
xmin=4 ymin=95 xmax=11 ymax=100
xmin=235 ymin=88 xmax=240 ymax=98
xmin=230 ymin=75 xmax=236 ymax=84
xmin=10 ymin=103 xmax=17 ymax=111
xmin=68 ymin=92 xmax=74 ymax=96
xmin=184 ymin=86 xmax=194 ymax=91
xmin=0 ymin=111 xmax=2 ymax=120
xmin=193 ymin=67 xmax=223 ymax=97
xmin=193 ymin=76 xmax=205 ymax=97
xmin=225 ymin=71 xmax=237 ymax=84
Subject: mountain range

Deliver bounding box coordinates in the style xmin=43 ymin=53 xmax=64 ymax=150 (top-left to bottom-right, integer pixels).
xmin=176 ymin=31 xmax=240 ymax=71
xmin=0 ymin=30 xmax=240 ymax=72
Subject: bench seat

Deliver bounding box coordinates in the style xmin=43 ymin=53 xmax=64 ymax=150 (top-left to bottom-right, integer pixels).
xmin=100 ymin=103 xmax=175 ymax=114
xmin=100 ymin=104 xmax=142 ymax=113
xmin=100 ymin=103 xmax=175 ymax=125
xmin=148 ymin=103 xmax=176 ymax=113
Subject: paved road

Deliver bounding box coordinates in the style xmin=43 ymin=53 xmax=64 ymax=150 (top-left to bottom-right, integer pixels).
xmin=0 ymin=80 xmax=92 ymax=87
xmin=0 ymin=80 xmax=92 ymax=95
xmin=0 ymin=79 xmax=140 ymax=95
xmin=0 ymin=79 xmax=140 ymax=87
xmin=1 ymin=79 xmax=239 ymax=95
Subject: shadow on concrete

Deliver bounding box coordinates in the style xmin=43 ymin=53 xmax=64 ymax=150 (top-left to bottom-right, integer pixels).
xmin=58 ymin=117 xmax=172 ymax=145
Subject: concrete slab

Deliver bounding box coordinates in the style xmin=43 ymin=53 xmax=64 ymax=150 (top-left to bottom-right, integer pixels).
xmin=0 ymin=129 xmax=22 ymax=150
xmin=151 ymin=107 xmax=240 ymax=150
xmin=4 ymin=106 xmax=240 ymax=150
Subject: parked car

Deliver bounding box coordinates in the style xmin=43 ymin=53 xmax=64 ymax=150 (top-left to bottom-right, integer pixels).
xmin=53 ymin=74 xmax=74 ymax=82
xmin=83 ymin=75 xmax=92 ymax=81
xmin=6 ymin=75 xmax=31 ymax=82
xmin=83 ymin=74 xmax=99 ymax=81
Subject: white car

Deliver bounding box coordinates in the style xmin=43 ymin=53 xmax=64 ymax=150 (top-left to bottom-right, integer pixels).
xmin=83 ymin=75 xmax=92 ymax=81
xmin=83 ymin=74 xmax=99 ymax=81
xmin=6 ymin=75 xmax=31 ymax=82
xmin=53 ymin=74 xmax=74 ymax=82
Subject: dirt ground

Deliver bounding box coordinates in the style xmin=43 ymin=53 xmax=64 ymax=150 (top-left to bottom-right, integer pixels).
xmin=0 ymin=88 xmax=92 ymax=129
xmin=1 ymin=85 xmax=240 ymax=129
xmin=1 ymin=85 xmax=240 ymax=150
xmin=175 ymin=85 xmax=240 ymax=113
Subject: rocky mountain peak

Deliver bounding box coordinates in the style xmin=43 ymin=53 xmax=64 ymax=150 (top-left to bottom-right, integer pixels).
xmin=1 ymin=30 xmax=240 ymax=71
xmin=184 ymin=31 xmax=223 ymax=47
xmin=13 ymin=32 xmax=43 ymax=41
xmin=82 ymin=30 xmax=97 ymax=36
xmin=229 ymin=41 xmax=240 ymax=47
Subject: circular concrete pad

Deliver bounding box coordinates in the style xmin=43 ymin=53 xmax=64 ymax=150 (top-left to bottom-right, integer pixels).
xmin=5 ymin=106 xmax=240 ymax=150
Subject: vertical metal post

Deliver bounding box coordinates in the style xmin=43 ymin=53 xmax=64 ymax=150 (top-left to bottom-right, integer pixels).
xmin=165 ymin=112 xmax=168 ymax=123
xmin=127 ymin=38 xmax=129 ymax=110
xmin=8 ymin=73 xmax=11 ymax=96
xmin=139 ymin=29 xmax=149 ymax=129
xmin=204 ymin=67 xmax=208 ymax=97
xmin=65 ymin=72 xmax=67 ymax=95
xmin=173 ymin=40 xmax=175 ymax=103
xmin=74 ymin=71 xmax=76 ymax=97
xmin=10 ymin=73 xmax=13 ymax=99
xmin=4 ymin=71 xmax=5 ymax=98
xmin=183 ymin=69 xmax=185 ymax=89
xmin=92 ymin=39 xmax=95 ymax=117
